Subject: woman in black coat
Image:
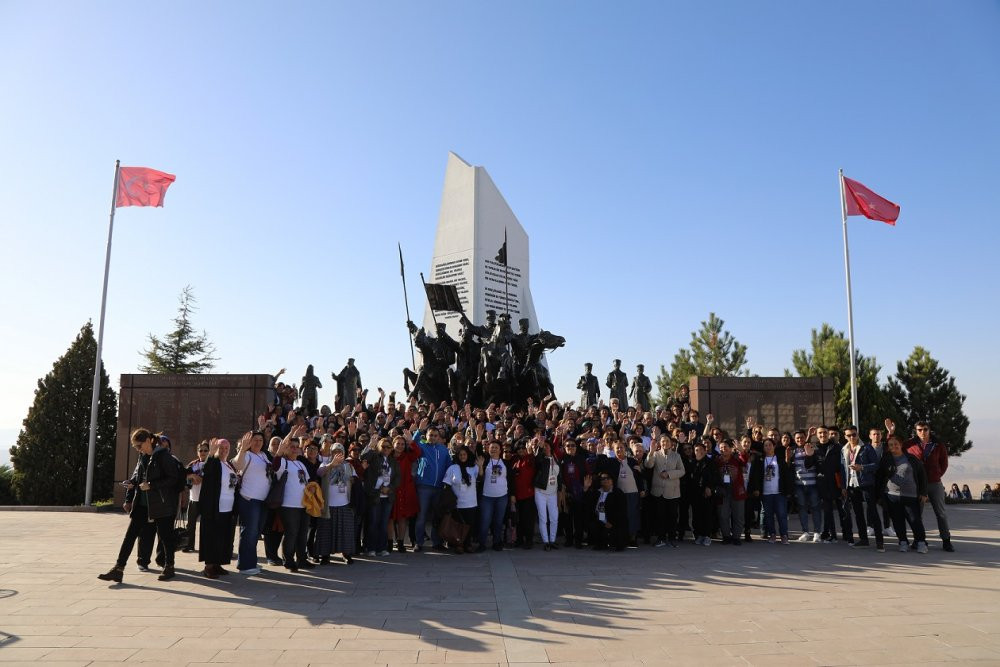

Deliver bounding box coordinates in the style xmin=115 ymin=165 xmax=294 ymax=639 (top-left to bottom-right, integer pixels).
xmin=199 ymin=438 xmax=239 ymax=579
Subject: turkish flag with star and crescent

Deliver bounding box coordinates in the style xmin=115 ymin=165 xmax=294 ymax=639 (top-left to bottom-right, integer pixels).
xmin=843 ymin=176 xmax=899 ymax=226
xmin=116 ymin=167 xmax=176 ymax=207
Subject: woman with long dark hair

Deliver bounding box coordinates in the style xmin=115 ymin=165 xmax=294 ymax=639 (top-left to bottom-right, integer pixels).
xmin=442 ymin=445 xmax=478 ymax=553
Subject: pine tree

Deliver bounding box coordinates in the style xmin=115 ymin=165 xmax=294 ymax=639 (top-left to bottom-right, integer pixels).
xmin=887 ymin=346 xmax=971 ymax=456
xmin=9 ymin=323 xmax=118 ymax=505
xmin=656 ymin=313 xmax=749 ymax=404
xmin=140 ymin=285 xmax=218 ymax=373
xmin=788 ymin=324 xmax=900 ymax=431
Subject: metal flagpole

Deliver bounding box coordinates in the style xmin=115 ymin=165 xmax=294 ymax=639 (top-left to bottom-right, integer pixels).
xmin=398 ymin=243 xmax=416 ymax=370
xmin=85 ymin=160 xmax=120 ymax=506
xmin=839 ymin=168 xmax=860 ymax=429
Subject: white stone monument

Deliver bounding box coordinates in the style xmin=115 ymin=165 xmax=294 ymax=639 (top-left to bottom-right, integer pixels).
xmin=423 ymin=152 xmax=540 ymax=338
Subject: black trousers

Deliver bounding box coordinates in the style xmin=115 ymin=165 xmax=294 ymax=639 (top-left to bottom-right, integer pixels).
xmin=744 ymin=495 xmax=761 ymax=533
xmin=590 ymin=517 xmax=627 ymax=550
xmin=821 ymin=484 xmax=849 ymax=539
xmin=560 ymin=495 xmax=588 ymax=545
xmin=116 ymin=504 xmax=175 ymax=568
xmin=185 ymin=500 xmax=200 ymax=550
xmin=888 ymin=496 xmax=926 ymax=544
xmin=846 ymin=486 xmax=883 ymax=544
xmin=691 ymin=495 xmax=713 ymax=538
xmin=515 ymin=498 xmax=535 ymax=545
xmin=654 ymin=496 xmax=679 ymax=541
xmin=278 ymin=507 xmax=308 ymax=566
xmin=677 ymin=494 xmax=692 ymax=538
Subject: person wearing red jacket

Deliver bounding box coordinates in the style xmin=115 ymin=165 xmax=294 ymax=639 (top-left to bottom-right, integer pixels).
xmin=887 ymin=418 xmax=953 ymax=552
xmin=715 ymin=439 xmax=748 ymax=545
xmin=510 ymin=440 xmax=537 ymax=549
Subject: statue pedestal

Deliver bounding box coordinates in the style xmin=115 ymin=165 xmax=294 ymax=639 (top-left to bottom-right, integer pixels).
xmin=423 ymin=152 xmax=540 ymax=339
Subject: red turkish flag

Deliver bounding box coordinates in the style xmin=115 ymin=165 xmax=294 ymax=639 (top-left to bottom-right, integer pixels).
xmin=843 ymin=176 xmax=899 ymax=226
xmin=116 ymin=167 xmax=176 ymax=208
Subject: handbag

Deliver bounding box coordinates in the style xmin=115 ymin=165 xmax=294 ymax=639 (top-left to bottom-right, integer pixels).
xmin=265 ymin=467 xmax=287 ymax=510
xmin=302 ymin=481 xmax=323 ymax=517
xmin=438 ymin=513 xmax=470 ymax=546
xmin=172 ymin=496 xmax=189 ymax=552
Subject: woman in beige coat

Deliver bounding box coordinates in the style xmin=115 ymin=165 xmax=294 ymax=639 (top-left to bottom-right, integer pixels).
xmin=644 ymin=435 xmax=686 ymax=547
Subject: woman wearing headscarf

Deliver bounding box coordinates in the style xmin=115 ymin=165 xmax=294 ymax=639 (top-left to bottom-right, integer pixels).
xmin=316 ymin=442 xmax=356 ymax=564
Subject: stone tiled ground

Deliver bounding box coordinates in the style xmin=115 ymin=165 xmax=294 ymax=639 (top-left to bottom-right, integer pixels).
xmin=1 ymin=505 xmax=999 ymax=666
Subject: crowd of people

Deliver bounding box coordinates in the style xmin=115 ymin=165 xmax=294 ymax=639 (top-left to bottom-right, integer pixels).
xmin=97 ymin=387 xmax=957 ymax=583
xmin=948 ymin=482 xmax=1000 ymax=502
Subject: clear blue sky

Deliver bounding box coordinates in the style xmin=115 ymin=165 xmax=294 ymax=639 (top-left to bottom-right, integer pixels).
xmin=1 ymin=1 xmax=998 ymax=468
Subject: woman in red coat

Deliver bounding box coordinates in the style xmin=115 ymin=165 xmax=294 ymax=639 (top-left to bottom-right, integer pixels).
xmin=389 ymin=434 xmax=421 ymax=552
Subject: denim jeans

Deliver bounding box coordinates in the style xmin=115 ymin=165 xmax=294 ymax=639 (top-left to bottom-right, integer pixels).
xmin=366 ymin=495 xmax=394 ymax=553
xmin=415 ymin=485 xmax=442 ymax=547
xmin=479 ymin=494 xmax=508 ymax=548
xmin=795 ymin=484 xmax=822 ymax=534
xmin=762 ymin=493 xmax=789 ymax=538
xmin=237 ymin=495 xmax=265 ymax=571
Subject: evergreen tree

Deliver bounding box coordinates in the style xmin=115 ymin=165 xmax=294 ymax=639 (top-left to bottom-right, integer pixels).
xmin=9 ymin=323 xmax=117 ymax=505
xmin=887 ymin=346 xmax=971 ymax=456
xmin=140 ymin=285 xmax=218 ymax=373
xmin=788 ymin=324 xmax=900 ymax=431
xmin=0 ymin=465 xmax=16 ymax=505
xmin=656 ymin=313 xmax=748 ymax=404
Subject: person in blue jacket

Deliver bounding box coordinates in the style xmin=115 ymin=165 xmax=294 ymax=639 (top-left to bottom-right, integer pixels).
xmin=412 ymin=427 xmax=451 ymax=551
xmin=841 ymin=425 xmax=884 ymax=551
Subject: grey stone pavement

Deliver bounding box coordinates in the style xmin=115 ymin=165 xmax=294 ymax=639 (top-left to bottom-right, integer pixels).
xmin=1 ymin=505 xmax=999 ymax=666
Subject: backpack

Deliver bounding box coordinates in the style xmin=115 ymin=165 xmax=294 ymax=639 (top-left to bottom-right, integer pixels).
xmin=169 ymin=454 xmax=188 ymax=494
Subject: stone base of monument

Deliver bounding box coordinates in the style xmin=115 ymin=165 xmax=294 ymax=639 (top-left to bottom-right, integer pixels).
xmin=114 ymin=374 xmax=273 ymax=505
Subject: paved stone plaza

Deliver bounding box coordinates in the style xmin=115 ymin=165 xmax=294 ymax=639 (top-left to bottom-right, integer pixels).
xmin=0 ymin=505 xmax=998 ymax=666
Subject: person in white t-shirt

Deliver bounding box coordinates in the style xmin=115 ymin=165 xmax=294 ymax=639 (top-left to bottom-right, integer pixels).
xmin=272 ymin=425 xmax=312 ymax=572
xmin=442 ymin=446 xmax=479 ymax=553
xmin=532 ymin=437 xmax=562 ymax=551
xmin=232 ymin=430 xmax=270 ymax=574
xmin=181 ymin=440 xmax=209 ymax=553
xmin=477 ymin=441 xmax=511 ymax=553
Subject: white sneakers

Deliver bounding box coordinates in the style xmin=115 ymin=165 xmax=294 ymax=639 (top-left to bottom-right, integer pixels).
xmin=867 ymin=527 xmax=875 ymax=537
xmin=898 ymin=541 xmax=909 ymax=552
xmin=377 ymin=550 xmax=390 ymax=557
xmin=239 ymin=567 xmax=261 ymax=575
xmin=916 ymin=542 xmax=929 ymax=554
xmin=797 ymin=532 xmax=813 ymax=542
xmin=812 ymin=533 xmax=822 ymax=543
xmin=884 ymin=527 xmax=896 ymax=538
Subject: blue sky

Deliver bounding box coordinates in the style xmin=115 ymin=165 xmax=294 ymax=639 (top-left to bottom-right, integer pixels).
xmin=1 ymin=1 xmax=998 ymax=470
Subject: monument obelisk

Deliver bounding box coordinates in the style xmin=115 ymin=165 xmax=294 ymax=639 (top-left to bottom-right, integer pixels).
xmin=423 ymin=152 xmax=540 ymax=338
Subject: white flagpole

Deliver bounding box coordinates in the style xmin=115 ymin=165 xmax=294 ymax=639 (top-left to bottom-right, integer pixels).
xmin=85 ymin=160 xmax=120 ymax=506
xmin=839 ymin=168 xmax=860 ymax=429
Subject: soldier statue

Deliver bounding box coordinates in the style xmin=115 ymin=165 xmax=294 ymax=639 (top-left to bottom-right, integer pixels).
xmin=333 ymin=358 xmax=363 ymax=408
xmin=629 ymin=363 xmax=653 ymax=412
xmin=606 ymin=359 xmax=628 ymax=409
xmin=577 ymin=362 xmax=600 ymax=408
xmin=300 ymin=364 xmax=323 ymax=416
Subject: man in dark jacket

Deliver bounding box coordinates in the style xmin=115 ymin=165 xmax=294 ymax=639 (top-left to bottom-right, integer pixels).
xmin=98 ymin=428 xmax=181 ymax=583
xmin=889 ymin=419 xmax=953 ymax=552
xmin=584 ymin=472 xmax=628 ymax=550
xmin=841 ymin=425 xmax=884 ymax=551
xmin=813 ymin=426 xmax=848 ymax=543
xmin=558 ymin=440 xmax=589 ymax=548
